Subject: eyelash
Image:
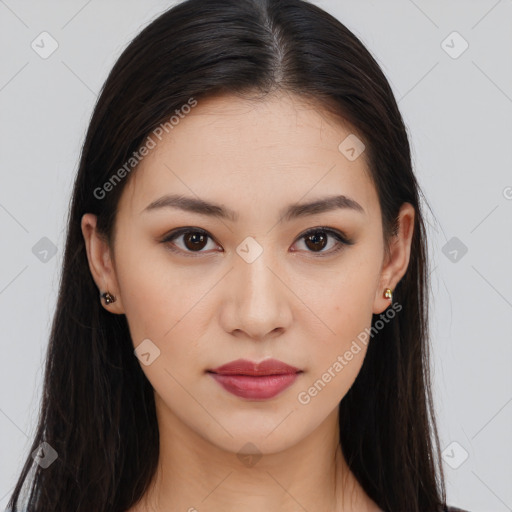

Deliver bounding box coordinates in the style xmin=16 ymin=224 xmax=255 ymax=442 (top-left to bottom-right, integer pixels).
xmin=160 ymin=226 xmax=354 ymax=258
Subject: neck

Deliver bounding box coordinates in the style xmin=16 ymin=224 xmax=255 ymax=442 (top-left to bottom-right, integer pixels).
xmin=132 ymin=396 xmax=380 ymax=512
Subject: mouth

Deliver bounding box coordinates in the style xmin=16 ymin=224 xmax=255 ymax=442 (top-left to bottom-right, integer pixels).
xmin=207 ymin=358 xmax=303 ymax=400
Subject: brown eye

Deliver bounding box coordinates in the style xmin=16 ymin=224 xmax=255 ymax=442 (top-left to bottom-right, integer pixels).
xmin=304 ymin=231 xmax=328 ymax=252
xmin=162 ymin=228 xmax=219 ymax=256
xmin=182 ymin=232 xmax=208 ymax=251
xmin=162 ymin=226 xmax=353 ymax=258
xmin=292 ymin=227 xmax=353 ymax=256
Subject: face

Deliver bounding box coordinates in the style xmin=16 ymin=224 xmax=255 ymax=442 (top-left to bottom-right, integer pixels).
xmin=82 ymin=91 xmax=414 ymax=456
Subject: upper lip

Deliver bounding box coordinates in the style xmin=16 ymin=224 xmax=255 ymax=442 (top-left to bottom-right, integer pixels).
xmin=209 ymin=358 xmax=301 ymax=376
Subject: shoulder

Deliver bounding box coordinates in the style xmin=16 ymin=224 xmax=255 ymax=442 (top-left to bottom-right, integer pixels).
xmin=447 ymin=506 xmax=471 ymax=512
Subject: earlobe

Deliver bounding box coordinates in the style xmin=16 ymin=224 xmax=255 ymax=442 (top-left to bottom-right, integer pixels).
xmin=81 ymin=213 xmax=124 ymax=314
xmin=372 ymin=203 xmax=415 ymax=315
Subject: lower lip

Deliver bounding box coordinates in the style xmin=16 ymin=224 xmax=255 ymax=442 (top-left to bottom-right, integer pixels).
xmin=209 ymin=373 xmax=300 ymax=400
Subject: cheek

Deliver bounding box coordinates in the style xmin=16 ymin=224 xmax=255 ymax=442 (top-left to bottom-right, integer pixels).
xmin=115 ymin=246 xmax=222 ymax=390
xmin=115 ymin=243 xmax=201 ymax=347
xmin=300 ymin=257 xmax=379 ymax=399
xmin=297 ymin=301 xmax=371 ymax=412
xmin=311 ymin=260 xmax=378 ymax=343
xmin=116 ymin=255 xmax=209 ymax=404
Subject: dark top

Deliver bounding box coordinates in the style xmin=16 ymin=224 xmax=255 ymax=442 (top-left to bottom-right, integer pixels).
xmin=380 ymin=506 xmax=469 ymax=512
xmin=5 ymin=504 xmax=472 ymax=511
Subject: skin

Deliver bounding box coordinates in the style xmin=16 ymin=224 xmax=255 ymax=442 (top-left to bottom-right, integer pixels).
xmin=82 ymin=90 xmax=414 ymax=512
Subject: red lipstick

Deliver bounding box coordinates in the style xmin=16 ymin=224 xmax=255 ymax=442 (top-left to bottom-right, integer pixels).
xmin=208 ymin=358 xmax=302 ymax=400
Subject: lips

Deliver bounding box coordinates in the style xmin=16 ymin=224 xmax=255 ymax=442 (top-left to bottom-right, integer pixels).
xmin=208 ymin=358 xmax=302 ymax=400
xmin=210 ymin=358 xmax=301 ymax=376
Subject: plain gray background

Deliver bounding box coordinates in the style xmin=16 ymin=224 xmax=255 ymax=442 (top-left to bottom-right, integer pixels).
xmin=1 ymin=1 xmax=511 ymax=511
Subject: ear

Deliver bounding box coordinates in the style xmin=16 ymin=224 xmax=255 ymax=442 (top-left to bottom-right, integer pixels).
xmin=372 ymin=202 xmax=415 ymax=314
xmin=81 ymin=213 xmax=125 ymax=314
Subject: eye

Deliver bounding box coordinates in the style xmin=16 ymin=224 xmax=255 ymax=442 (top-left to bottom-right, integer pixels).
xmin=160 ymin=226 xmax=354 ymax=257
xmin=291 ymin=227 xmax=354 ymax=256
xmin=161 ymin=227 xmax=220 ymax=256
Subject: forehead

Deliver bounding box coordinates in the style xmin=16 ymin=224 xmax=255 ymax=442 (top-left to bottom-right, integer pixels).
xmin=118 ymin=91 xmax=379 ymax=222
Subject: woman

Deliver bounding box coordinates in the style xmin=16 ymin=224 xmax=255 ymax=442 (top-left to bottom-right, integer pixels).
xmin=7 ymin=0 xmax=471 ymax=510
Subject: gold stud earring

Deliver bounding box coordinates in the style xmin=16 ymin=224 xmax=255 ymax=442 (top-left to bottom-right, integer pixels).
xmin=101 ymin=291 xmax=116 ymax=305
xmin=383 ymin=288 xmax=393 ymax=301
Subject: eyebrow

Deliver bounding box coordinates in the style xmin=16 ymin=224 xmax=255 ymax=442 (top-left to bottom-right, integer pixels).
xmin=142 ymin=193 xmax=365 ymax=221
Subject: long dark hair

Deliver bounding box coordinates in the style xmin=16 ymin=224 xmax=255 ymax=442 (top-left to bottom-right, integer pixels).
xmin=8 ymin=0 xmax=446 ymax=510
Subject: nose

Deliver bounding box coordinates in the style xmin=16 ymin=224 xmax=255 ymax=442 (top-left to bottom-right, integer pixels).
xmin=220 ymin=246 xmax=293 ymax=341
